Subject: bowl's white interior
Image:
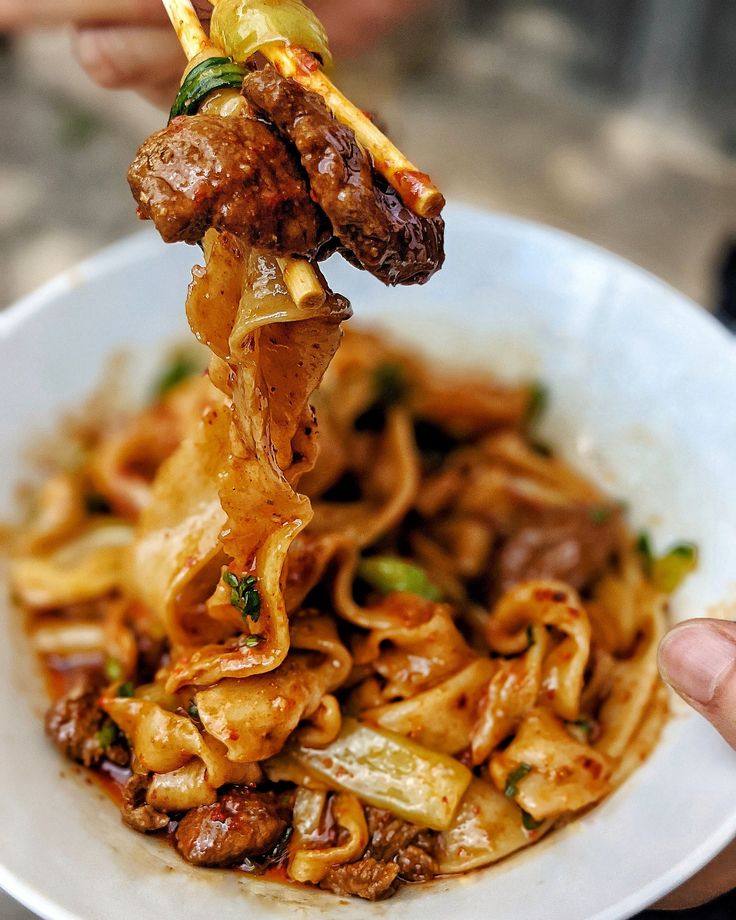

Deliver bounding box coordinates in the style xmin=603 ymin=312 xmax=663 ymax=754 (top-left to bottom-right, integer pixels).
xmin=1 ymin=206 xmax=736 ymax=920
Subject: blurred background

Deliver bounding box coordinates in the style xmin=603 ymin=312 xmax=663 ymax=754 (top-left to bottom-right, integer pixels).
xmin=0 ymin=2 xmax=735 ymax=919
xmin=0 ymin=0 xmax=734 ymax=311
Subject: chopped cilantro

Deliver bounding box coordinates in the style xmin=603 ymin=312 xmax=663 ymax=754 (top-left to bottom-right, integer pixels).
xmin=117 ymin=682 xmax=135 ymax=698
xmin=223 ymin=570 xmax=261 ymax=622
xmin=243 ymin=635 xmax=262 ymax=648
xmin=188 ymin=702 xmax=200 ymax=721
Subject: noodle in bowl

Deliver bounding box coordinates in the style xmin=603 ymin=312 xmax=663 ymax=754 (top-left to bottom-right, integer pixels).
xmin=1 ymin=205 xmax=736 ymax=920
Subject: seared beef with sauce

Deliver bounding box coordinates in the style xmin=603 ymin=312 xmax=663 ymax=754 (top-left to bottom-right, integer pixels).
xmin=365 ymin=807 xmax=438 ymax=882
xmin=128 ymin=114 xmax=328 ymax=254
xmin=175 ymin=789 xmax=289 ymax=866
xmin=498 ymin=504 xmax=622 ymax=592
xmin=320 ymin=857 xmax=400 ymax=900
xmin=243 ymin=65 xmax=444 ymax=286
xmin=45 ymin=679 xmax=128 ymax=769
xmin=121 ymin=773 xmax=169 ymax=834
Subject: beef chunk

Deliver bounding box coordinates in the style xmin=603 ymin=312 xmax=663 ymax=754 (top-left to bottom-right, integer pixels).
xmin=365 ymin=807 xmax=438 ymax=882
xmin=45 ymin=680 xmax=128 ymax=768
xmin=394 ymin=837 xmax=438 ymax=882
xmin=366 ymin=806 xmax=424 ymax=860
xmin=175 ymin=790 xmax=289 ymax=866
xmin=498 ymin=505 xmax=621 ymax=591
xmin=121 ymin=773 xmax=169 ymax=834
xmin=320 ymin=856 xmax=400 ymax=900
xmin=128 ymin=114 xmax=327 ymax=255
xmin=243 ymin=66 xmax=445 ymax=286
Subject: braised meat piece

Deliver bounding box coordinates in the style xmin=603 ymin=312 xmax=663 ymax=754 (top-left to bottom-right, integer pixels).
xmin=498 ymin=505 xmax=622 ymax=591
xmin=365 ymin=807 xmax=438 ymax=882
xmin=128 ymin=114 xmax=328 ymax=255
xmin=243 ymin=66 xmax=445 ymax=286
xmin=45 ymin=679 xmax=128 ymax=768
xmin=121 ymin=773 xmax=169 ymax=834
xmin=175 ymin=789 xmax=289 ymax=866
xmin=320 ymin=857 xmax=400 ymax=900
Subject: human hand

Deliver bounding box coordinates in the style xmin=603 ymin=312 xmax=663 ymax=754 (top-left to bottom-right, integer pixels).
xmin=656 ymin=619 xmax=736 ymax=909
xmin=0 ymin=0 xmax=432 ymax=107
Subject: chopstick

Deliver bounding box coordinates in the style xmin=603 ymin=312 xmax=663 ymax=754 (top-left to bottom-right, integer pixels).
xmin=259 ymin=42 xmax=445 ymax=219
xmin=167 ymin=0 xmax=444 ymax=220
xmin=161 ymin=0 xmax=326 ymax=311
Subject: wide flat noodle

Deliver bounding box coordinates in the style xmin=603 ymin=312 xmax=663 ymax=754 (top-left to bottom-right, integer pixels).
xmin=131 ymin=231 xmax=351 ymax=690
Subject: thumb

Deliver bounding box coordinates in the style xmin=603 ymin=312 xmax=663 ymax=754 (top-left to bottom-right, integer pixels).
xmin=658 ymin=618 xmax=736 ymax=749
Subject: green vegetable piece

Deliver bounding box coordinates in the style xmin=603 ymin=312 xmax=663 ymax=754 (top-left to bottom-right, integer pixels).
xmin=525 ymin=381 xmax=549 ymax=426
xmin=169 ymin=56 xmax=249 ymax=120
xmin=637 ymin=533 xmax=698 ymax=592
xmin=652 ymin=543 xmax=698 ymax=593
xmin=521 ymin=809 xmax=545 ymax=831
xmin=223 ymin=570 xmax=261 ymax=622
xmin=374 ymin=363 xmax=409 ymax=408
xmin=152 ymin=352 xmax=202 ymax=399
xmin=243 ymin=635 xmax=262 ymax=648
xmin=117 ymin=682 xmax=135 ymax=698
xmin=504 ymin=762 xmax=533 ymax=798
xmin=636 ymin=531 xmax=654 ymax=575
xmin=104 ymin=657 xmax=123 ymax=682
xmin=188 ymin=702 xmax=200 ymax=721
xmin=357 ymin=556 xmax=442 ymax=602
xmin=96 ymin=721 xmax=117 ymax=750
xmin=290 ymin=718 xmax=472 ymax=831
xmin=526 ymin=624 xmax=536 ymax=649
xmin=589 ymin=506 xmax=611 ymax=525
xmin=566 ymin=718 xmax=594 ymax=744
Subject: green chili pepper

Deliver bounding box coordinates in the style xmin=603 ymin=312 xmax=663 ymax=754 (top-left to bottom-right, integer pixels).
xmin=96 ymin=721 xmax=118 ymax=750
xmin=357 ymin=556 xmax=442 ymax=602
xmin=104 ymin=657 xmax=123 ymax=682
xmin=169 ymin=56 xmax=249 ymax=121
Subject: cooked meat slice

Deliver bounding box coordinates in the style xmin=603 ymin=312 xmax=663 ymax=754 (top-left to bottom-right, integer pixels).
xmin=320 ymin=857 xmax=400 ymax=900
xmin=498 ymin=505 xmax=622 ymax=591
xmin=128 ymin=114 xmax=328 ymax=255
xmin=121 ymin=773 xmax=169 ymax=834
xmin=45 ymin=679 xmax=128 ymax=768
xmin=175 ymin=790 xmax=289 ymax=866
xmin=365 ymin=808 xmax=438 ymax=882
xmin=365 ymin=806 xmax=423 ymax=860
xmin=394 ymin=838 xmax=438 ymax=882
xmin=243 ymin=66 xmax=445 ymax=286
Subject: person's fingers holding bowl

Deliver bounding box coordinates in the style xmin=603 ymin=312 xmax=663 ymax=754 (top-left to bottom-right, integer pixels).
xmin=659 ymin=618 xmax=736 ymax=749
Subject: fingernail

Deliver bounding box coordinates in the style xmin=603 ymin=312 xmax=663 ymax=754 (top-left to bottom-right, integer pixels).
xmin=658 ymin=623 xmax=736 ymax=704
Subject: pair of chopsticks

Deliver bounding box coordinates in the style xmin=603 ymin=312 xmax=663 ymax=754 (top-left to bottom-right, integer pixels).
xmin=161 ymin=0 xmax=444 ymax=308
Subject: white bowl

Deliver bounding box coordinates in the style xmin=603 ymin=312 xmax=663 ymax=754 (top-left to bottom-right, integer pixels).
xmin=2 ymin=206 xmax=736 ymax=920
